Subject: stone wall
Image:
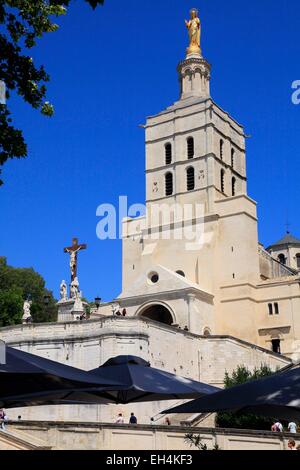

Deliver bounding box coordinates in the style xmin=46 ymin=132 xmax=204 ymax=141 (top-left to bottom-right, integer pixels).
xmin=0 ymin=316 xmax=290 ymax=424
xmin=8 ymin=421 xmax=300 ymax=451
xmin=0 ymin=428 xmax=51 ymax=450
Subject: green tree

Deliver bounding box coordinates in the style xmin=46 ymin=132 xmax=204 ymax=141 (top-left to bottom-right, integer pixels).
xmin=0 ymin=0 xmax=104 ymax=184
xmin=0 ymin=256 xmax=57 ymax=325
xmin=216 ymin=364 xmax=276 ymax=430
xmin=0 ymin=286 xmax=24 ymax=326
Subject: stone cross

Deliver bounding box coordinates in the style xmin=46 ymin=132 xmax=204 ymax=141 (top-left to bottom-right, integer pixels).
xmin=64 ymin=238 xmax=87 ymax=282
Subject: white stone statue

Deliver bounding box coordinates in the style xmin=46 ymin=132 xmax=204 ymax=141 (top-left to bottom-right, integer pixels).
xmin=22 ymin=300 xmax=32 ymax=324
xmin=70 ymin=277 xmax=80 ymax=299
xmin=60 ymin=280 xmax=68 ymax=301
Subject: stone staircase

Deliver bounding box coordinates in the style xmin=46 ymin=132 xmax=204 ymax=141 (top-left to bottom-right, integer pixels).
xmin=152 ymin=411 xmax=215 ymax=427
xmin=0 ymin=428 xmax=51 ymax=450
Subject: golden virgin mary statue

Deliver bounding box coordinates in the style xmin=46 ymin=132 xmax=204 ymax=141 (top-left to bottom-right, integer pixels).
xmin=185 ymin=8 xmax=201 ymax=55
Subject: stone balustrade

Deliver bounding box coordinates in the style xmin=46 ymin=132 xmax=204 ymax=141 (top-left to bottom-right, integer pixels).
xmin=7 ymin=421 xmax=300 ymax=451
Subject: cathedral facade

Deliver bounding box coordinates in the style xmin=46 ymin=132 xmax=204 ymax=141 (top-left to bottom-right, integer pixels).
xmin=95 ymin=21 xmax=300 ymax=363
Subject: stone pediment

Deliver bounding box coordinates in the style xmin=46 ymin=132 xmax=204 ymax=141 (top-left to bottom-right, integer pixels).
xmin=258 ymin=326 xmax=291 ymax=336
xmin=118 ymin=265 xmax=213 ymax=302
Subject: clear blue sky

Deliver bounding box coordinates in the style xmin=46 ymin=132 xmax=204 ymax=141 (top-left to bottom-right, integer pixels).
xmin=1 ymin=0 xmax=300 ymax=301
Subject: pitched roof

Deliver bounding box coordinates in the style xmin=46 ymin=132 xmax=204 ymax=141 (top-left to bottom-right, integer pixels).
xmin=267 ymin=233 xmax=300 ymax=249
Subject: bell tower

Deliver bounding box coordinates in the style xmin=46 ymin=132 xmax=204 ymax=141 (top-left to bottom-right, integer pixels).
xmin=122 ymin=9 xmax=260 ymax=297
xmin=145 ymin=9 xmax=247 ymax=215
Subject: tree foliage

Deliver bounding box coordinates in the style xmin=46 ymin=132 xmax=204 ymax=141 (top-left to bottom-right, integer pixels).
xmin=0 ymin=256 xmax=57 ymax=325
xmin=0 ymin=286 xmax=24 ymax=326
xmin=0 ymin=0 xmax=104 ymax=184
xmin=184 ymin=433 xmax=220 ymax=451
xmin=216 ymin=364 xmax=276 ymax=430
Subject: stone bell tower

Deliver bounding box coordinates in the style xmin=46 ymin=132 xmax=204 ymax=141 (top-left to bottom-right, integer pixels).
xmin=121 ymin=9 xmax=260 ymax=334
xmin=144 ymin=8 xmax=247 ymax=214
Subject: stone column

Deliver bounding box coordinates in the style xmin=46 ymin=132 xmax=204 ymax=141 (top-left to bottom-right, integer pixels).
xmin=186 ymin=293 xmax=196 ymax=332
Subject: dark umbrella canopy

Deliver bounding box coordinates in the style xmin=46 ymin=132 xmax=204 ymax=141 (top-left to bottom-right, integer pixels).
xmin=72 ymin=355 xmax=220 ymax=404
xmin=0 ymin=346 xmax=121 ymax=408
xmin=1 ymin=353 xmax=218 ymax=408
xmin=163 ymin=364 xmax=300 ymax=420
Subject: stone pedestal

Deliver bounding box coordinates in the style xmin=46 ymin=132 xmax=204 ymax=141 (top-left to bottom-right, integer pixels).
xmin=57 ymin=298 xmax=87 ymax=322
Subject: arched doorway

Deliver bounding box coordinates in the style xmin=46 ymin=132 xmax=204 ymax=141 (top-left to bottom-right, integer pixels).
xmin=139 ymin=304 xmax=174 ymax=326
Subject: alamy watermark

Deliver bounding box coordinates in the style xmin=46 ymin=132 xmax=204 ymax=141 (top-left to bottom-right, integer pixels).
xmin=96 ymin=196 xmax=212 ymax=251
xmin=291 ymin=80 xmax=300 ymax=105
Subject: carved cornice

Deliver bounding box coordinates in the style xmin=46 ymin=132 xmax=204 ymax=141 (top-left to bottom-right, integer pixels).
xmin=177 ymin=57 xmax=211 ymax=80
xmin=177 ymin=57 xmax=211 ymax=71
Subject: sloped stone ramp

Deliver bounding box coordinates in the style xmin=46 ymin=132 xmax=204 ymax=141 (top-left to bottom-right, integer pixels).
xmin=0 ymin=428 xmax=51 ymax=450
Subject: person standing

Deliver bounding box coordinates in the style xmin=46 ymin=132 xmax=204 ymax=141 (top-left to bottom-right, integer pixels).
xmin=288 ymin=439 xmax=296 ymax=450
xmin=275 ymin=420 xmax=283 ymax=432
xmin=271 ymin=420 xmax=283 ymax=432
xmin=129 ymin=412 xmax=137 ymax=424
xmin=288 ymin=421 xmax=298 ymax=434
xmin=0 ymin=409 xmax=4 ymax=430
xmin=0 ymin=409 xmax=8 ymax=430
xmin=116 ymin=413 xmax=124 ymax=424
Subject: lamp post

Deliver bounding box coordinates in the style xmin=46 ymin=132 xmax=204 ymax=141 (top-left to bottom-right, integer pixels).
xmin=43 ymin=294 xmax=51 ymax=306
xmin=0 ymin=80 xmax=6 ymax=104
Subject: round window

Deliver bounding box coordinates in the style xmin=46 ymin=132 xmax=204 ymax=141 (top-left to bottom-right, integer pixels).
xmin=148 ymin=272 xmax=159 ymax=284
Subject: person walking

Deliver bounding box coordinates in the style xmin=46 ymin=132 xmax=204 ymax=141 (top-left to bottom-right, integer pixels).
xmin=129 ymin=412 xmax=137 ymax=424
xmin=288 ymin=421 xmax=298 ymax=434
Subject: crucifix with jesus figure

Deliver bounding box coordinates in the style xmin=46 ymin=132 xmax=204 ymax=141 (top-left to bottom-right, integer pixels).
xmin=64 ymin=238 xmax=87 ymax=282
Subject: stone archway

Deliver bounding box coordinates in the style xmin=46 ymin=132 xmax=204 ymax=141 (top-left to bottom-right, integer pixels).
xmin=138 ymin=303 xmax=174 ymax=326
